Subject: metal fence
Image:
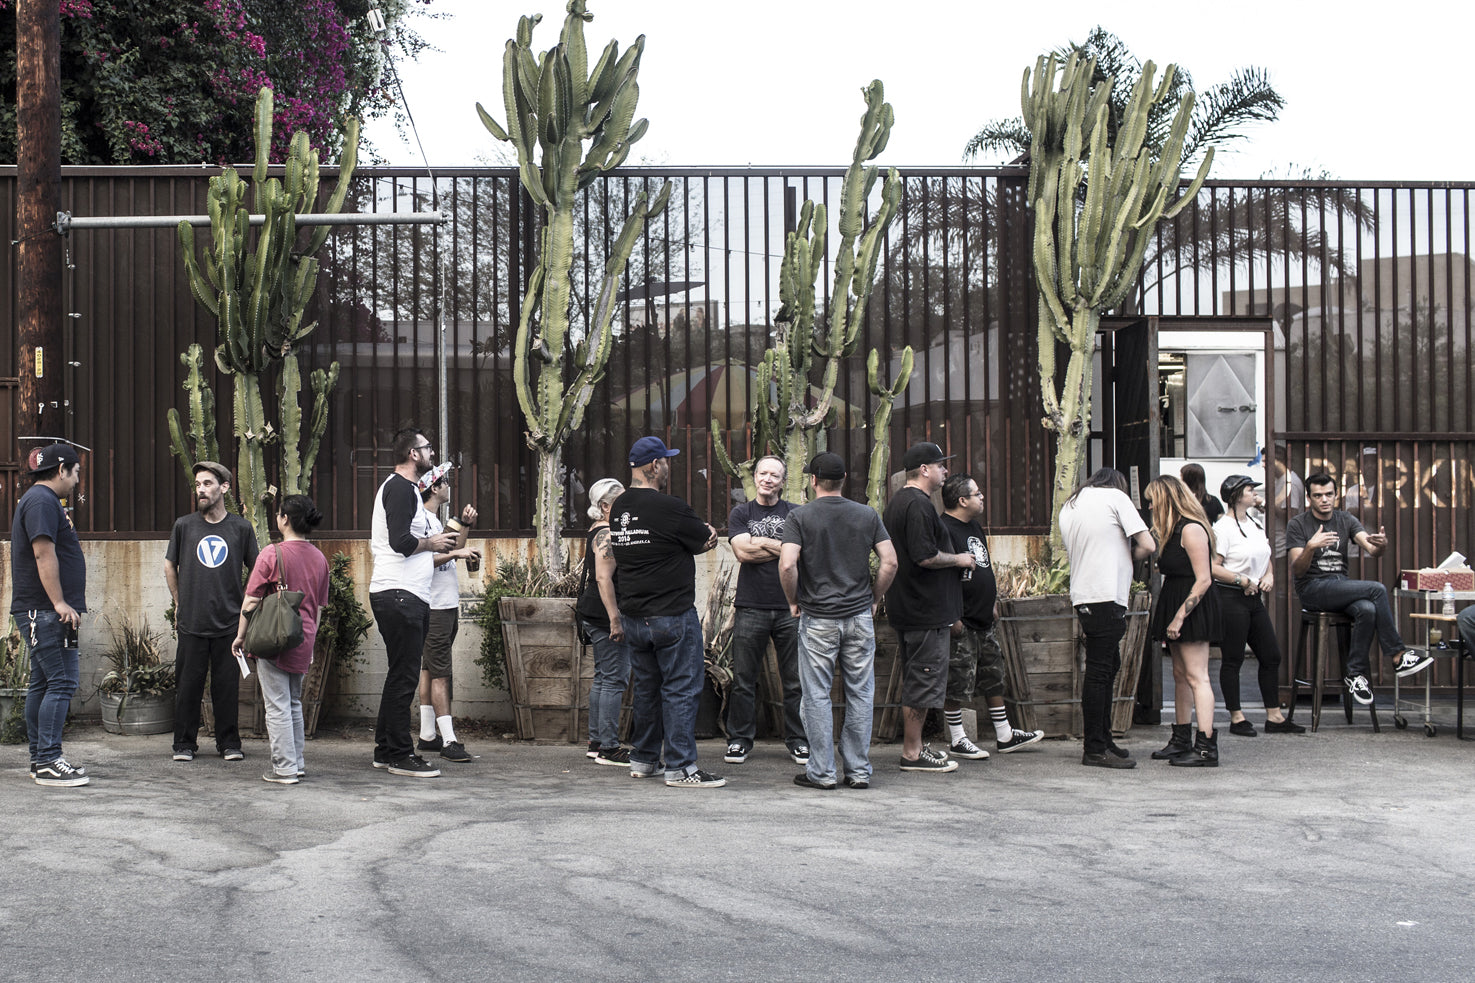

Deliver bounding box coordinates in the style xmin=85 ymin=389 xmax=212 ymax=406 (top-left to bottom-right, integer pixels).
xmin=2 ymin=168 xmax=1473 ymax=573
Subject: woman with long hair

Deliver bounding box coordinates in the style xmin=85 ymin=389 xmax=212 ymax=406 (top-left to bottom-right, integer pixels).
xmin=1179 ymin=463 xmax=1225 ymax=524
xmin=1146 ymin=475 xmax=1223 ymax=767
xmin=1211 ymin=475 xmax=1304 ymax=735
xmin=575 ymin=478 xmax=632 ymax=765
xmin=232 ymin=495 xmax=331 ymax=785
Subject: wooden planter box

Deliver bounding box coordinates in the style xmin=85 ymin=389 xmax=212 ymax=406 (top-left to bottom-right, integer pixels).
xmin=994 ymin=592 xmax=1150 ymax=739
xmin=499 ymin=596 xmax=589 ymax=742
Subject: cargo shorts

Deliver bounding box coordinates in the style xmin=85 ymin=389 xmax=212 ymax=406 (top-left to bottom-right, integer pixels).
xmin=947 ymin=623 xmax=1005 ymax=702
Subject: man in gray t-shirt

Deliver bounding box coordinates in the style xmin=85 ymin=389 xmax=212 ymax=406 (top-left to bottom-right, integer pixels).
xmin=779 ymin=453 xmax=896 ymax=790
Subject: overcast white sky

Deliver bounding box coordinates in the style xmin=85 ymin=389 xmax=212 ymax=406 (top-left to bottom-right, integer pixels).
xmin=363 ymin=0 xmax=1469 ymax=181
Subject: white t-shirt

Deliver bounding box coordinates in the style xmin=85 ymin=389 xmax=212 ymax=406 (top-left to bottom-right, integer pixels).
xmin=1212 ymin=513 xmax=1271 ymax=581
xmin=1059 ymin=487 xmax=1148 ymax=607
xmin=425 ymin=510 xmax=461 ymax=611
xmin=368 ymin=473 xmax=435 ymax=600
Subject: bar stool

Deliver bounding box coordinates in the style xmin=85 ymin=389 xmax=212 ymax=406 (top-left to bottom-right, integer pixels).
xmin=1289 ymin=609 xmax=1381 ymax=732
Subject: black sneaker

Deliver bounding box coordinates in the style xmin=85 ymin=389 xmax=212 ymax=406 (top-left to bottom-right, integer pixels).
xmin=843 ymin=776 xmax=870 ymax=790
xmin=386 ymin=754 xmax=440 ymax=778
xmin=723 ymin=741 xmax=749 ymax=764
xmin=899 ymin=746 xmax=959 ymax=772
xmin=34 ymin=757 xmax=90 ymax=787
xmin=996 ymin=729 xmax=1045 ymax=753
xmin=1344 ymin=674 xmax=1374 ymax=706
xmin=372 ymin=757 xmax=390 ymax=770
xmin=948 ymin=737 xmax=990 ymax=760
xmin=440 ymin=741 xmax=472 ymax=763
xmin=1082 ymin=751 xmax=1137 ymax=769
xmin=1393 ymin=649 xmax=1434 ymax=677
xmin=793 ymin=773 xmax=836 ymax=790
xmin=172 ymin=749 xmax=195 ymax=762
xmin=585 ymin=740 xmax=600 ymax=759
xmin=419 ymin=735 xmax=445 ymax=753
xmin=1229 ymin=719 xmax=1258 ymax=737
xmin=665 ymin=768 xmax=726 ymax=788
xmin=788 ymin=743 xmax=810 ymax=765
xmin=1264 ymin=717 xmax=1307 ymax=734
xmin=222 ymin=747 xmax=244 ymax=761
xmin=594 ymin=746 xmax=631 ymax=766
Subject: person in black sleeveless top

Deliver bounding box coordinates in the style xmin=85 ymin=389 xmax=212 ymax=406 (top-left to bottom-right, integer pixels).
xmin=575 ymin=478 xmax=631 ymax=765
xmin=1147 ymin=475 xmax=1223 ymax=767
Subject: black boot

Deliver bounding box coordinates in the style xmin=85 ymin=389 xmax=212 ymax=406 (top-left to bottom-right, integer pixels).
xmin=1171 ymin=729 xmax=1219 ymax=767
xmin=1151 ymin=723 xmax=1193 ymax=760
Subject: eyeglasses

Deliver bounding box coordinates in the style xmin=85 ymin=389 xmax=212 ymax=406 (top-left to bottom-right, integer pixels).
xmin=413 ymin=443 xmax=433 ymax=452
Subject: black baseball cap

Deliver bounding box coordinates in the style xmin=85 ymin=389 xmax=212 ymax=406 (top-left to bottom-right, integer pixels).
xmin=804 ymin=452 xmax=846 ymax=480
xmin=27 ymin=443 xmax=80 ymax=474
xmin=901 ymin=442 xmax=953 ymax=471
xmin=1220 ymin=474 xmax=1262 ymax=503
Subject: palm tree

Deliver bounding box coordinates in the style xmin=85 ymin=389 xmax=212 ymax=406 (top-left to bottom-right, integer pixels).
xmin=964 ymin=27 xmax=1284 ymax=167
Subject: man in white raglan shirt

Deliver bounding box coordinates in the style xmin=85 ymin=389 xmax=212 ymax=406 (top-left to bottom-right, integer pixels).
xmin=369 ymin=428 xmax=457 ymax=778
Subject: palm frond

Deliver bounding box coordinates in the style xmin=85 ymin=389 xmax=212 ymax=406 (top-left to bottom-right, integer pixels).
xmin=963 ymin=119 xmax=1032 ymax=162
xmin=1182 ymin=67 xmax=1285 ymax=163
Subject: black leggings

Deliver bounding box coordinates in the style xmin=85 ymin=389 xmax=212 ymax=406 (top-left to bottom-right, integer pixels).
xmin=1216 ymin=584 xmax=1282 ymax=711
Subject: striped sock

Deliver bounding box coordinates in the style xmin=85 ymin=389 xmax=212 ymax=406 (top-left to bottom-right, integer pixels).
xmin=945 ymin=709 xmax=966 ymax=744
xmin=991 ymin=705 xmax=1013 ymax=742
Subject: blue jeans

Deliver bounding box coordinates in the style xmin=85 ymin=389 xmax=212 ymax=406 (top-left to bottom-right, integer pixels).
xmin=726 ymin=607 xmax=805 ymax=748
xmin=23 ymin=610 xmax=79 ymax=765
xmin=584 ymin=622 xmax=631 ymax=749
xmin=1075 ymin=602 xmax=1126 ymax=755
xmin=622 ymin=608 xmax=705 ymax=778
xmin=258 ymin=657 xmax=305 ymax=778
xmin=796 ymin=611 xmax=875 ymax=785
xmin=1297 ymin=576 xmax=1404 ymax=677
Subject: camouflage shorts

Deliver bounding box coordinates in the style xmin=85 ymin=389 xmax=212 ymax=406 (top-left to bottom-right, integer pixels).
xmin=947 ymin=624 xmax=1005 ymax=702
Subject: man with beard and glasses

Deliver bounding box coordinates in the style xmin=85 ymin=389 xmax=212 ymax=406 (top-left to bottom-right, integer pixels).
xmin=164 ymin=461 xmax=259 ymax=763
xmin=369 ymin=429 xmax=458 ymax=778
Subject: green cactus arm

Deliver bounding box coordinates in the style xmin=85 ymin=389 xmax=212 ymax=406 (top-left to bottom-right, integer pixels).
xmin=476 ymin=102 xmax=510 ymax=142
xmin=306 ymin=118 xmax=358 ymax=256
xmin=299 ymin=363 xmax=337 ymax=485
xmin=251 ymin=87 xmax=273 ymax=185
xmin=177 ymin=224 xmax=221 ymax=319
xmin=510 ymin=264 xmax=547 ymax=434
xmin=277 ymin=353 xmax=304 ymax=493
xmin=166 ymin=408 xmax=197 ymax=487
xmin=562 ymin=4 xmax=589 ymax=110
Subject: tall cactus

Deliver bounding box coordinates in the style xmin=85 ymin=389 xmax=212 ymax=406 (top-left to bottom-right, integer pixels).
xmin=1025 ymin=53 xmax=1212 ymax=551
xmin=172 ymin=87 xmax=354 ymax=545
xmin=711 ymin=80 xmax=910 ymax=504
xmin=477 ymin=0 xmax=670 ymax=577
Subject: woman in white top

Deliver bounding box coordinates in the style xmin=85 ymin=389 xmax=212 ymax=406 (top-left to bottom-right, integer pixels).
xmin=1210 ymin=475 xmax=1304 ymax=735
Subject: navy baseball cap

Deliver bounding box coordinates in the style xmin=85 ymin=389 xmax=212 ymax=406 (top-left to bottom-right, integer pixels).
xmin=629 ymin=436 xmax=681 ymax=467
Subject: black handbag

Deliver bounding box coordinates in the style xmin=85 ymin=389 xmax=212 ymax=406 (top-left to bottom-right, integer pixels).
xmin=243 ymin=545 xmax=305 ymax=659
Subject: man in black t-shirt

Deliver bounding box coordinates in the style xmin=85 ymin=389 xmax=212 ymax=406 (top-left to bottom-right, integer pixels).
xmin=164 ymin=461 xmax=259 ymax=762
xmin=611 ymin=436 xmax=725 ymax=789
xmin=1287 ymin=472 xmax=1431 ymax=707
xmin=723 ymin=455 xmax=807 ymax=767
xmin=939 ymin=474 xmax=1043 ymax=758
xmin=882 ymin=443 xmax=974 ymax=774
xmin=12 ymin=444 xmax=90 ymax=786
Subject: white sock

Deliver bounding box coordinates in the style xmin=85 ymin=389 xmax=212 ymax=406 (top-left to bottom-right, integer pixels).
xmin=437 ymin=715 xmax=457 ymax=745
xmin=991 ymin=705 xmax=1013 ymax=742
xmin=945 ymin=709 xmax=966 ymax=744
xmin=419 ymin=705 xmax=436 ymax=740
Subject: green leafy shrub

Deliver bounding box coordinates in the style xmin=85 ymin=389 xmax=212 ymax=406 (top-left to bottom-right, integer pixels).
xmin=470 ymin=559 xmax=581 ymax=694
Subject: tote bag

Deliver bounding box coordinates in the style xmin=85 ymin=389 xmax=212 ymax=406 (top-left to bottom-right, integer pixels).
xmin=243 ymin=545 xmax=306 ymax=659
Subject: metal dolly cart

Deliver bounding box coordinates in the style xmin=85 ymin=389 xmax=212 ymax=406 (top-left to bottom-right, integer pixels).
xmin=1393 ymin=588 xmax=1475 ymax=737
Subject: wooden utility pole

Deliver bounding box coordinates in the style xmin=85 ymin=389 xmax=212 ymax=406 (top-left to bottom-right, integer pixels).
xmin=16 ymin=0 xmax=65 ymax=440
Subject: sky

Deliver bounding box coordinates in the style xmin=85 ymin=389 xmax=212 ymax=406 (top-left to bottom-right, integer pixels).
xmin=363 ymin=0 xmax=1471 ymax=181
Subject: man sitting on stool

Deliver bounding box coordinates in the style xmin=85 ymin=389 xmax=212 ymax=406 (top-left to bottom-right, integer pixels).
xmin=1286 ymin=472 xmax=1432 ymax=707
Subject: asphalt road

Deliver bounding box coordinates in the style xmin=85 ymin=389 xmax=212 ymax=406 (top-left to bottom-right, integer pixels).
xmin=5 ymin=716 xmax=1474 ymax=983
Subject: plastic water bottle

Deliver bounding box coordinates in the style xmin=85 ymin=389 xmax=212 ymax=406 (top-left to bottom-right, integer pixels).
xmin=1443 ymin=581 xmax=1456 ymax=617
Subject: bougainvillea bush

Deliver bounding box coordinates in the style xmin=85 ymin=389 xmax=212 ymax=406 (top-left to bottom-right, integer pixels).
xmin=0 ymin=0 xmax=433 ymax=164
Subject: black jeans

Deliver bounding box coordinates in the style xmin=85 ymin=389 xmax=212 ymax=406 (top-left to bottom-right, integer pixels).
xmin=725 ymin=607 xmax=805 ymax=747
xmin=1075 ymin=602 xmax=1127 ymax=755
xmin=371 ymin=589 xmax=430 ymax=761
xmin=173 ymin=632 xmax=240 ymax=754
xmin=1216 ymin=584 xmax=1282 ymax=711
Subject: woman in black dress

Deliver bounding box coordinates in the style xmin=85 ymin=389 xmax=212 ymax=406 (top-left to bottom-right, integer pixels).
xmin=1146 ymin=475 xmax=1223 ymax=767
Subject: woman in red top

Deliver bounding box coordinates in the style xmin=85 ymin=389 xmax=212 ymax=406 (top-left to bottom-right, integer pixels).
xmin=232 ymin=495 xmax=331 ymax=785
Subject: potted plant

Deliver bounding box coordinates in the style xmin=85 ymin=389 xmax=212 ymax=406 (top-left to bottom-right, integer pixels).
xmin=99 ymin=619 xmax=177 ymax=736
xmin=0 ymin=620 xmax=28 ymax=745
xmin=992 ymin=557 xmax=1150 ymax=738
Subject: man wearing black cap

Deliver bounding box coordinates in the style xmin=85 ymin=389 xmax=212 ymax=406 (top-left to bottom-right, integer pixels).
xmin=883 ymin=442 xmax=975 ymax=773
xmin=610 ymin=436 xmax=725 ymax=788
xmin=779 ymin=452 xmax=896 ymax=790
xmin=13 ymin=443 xmax=89 ymax=786
xmin=164 ymin=460 xmax=260 ymax=763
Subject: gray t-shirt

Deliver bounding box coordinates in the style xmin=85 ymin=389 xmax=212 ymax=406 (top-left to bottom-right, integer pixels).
xmin=781 ymin=496 xmax=890 ymax=619
xmin=165 ymin=511 xmax=260 ymax=637
xmin=1285 ymin=508 xmax=1364 ymax=593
